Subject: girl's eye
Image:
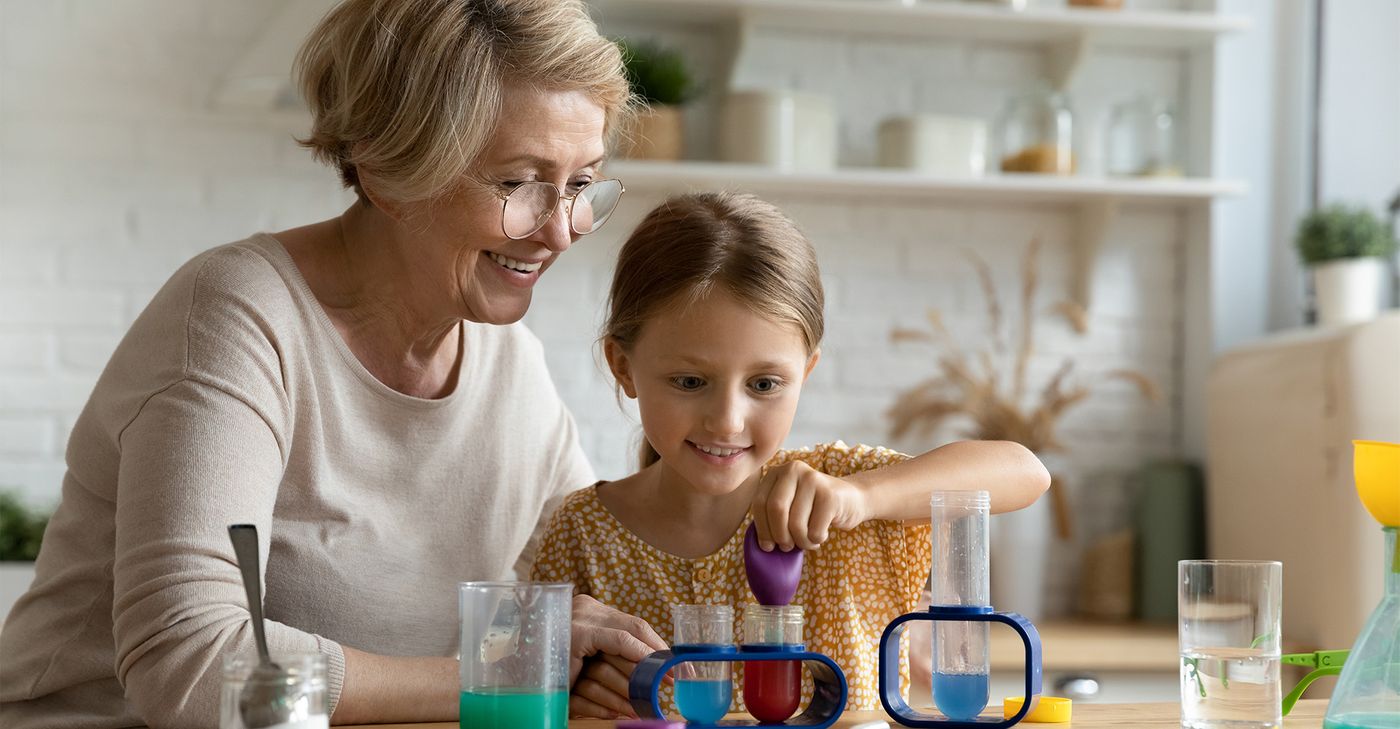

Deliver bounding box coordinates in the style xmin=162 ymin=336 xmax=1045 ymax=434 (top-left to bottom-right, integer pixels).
xmin=749 ymin=377 xmax=783 ymax=394
xmin=671 ymin=375 xmax=705 ymax=391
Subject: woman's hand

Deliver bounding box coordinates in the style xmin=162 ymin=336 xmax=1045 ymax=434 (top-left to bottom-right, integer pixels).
xmin=570 ymin=654 xmax=641 ymax=719
xmin=750 ymin=460 xmax=870 ymax=552
xmin=568 ymin=595 xmax=668 ymax=718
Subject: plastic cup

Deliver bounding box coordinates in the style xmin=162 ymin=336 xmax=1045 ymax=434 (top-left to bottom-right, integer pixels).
xmin=930 ymin=490 xmax=991 ymax=721
xmin=742 ymin=603 xmax=804 ymax=723
xmin=672 ymin=604 xmax=735 ymax=723
xmin=459 ymin=582 xmax=571 ymax=729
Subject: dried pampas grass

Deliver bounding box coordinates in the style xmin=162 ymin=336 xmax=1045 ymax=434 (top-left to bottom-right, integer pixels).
xmin=888 ymin=236 xmax=1160 ymax=457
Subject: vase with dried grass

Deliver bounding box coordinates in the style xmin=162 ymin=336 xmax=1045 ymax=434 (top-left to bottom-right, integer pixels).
xmin=887 ymin=236 xmax=1159 ymax=619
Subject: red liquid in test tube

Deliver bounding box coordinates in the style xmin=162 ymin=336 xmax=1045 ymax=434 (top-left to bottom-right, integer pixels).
xmin=743 ymin=658 xmax=802 ymax=723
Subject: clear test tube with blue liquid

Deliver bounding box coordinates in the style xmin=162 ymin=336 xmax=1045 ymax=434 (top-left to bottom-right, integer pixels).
xmin=930 ymin=490 xmax=991 ymax=721
xmin=671 ymin=604 xmax=735 ymax=723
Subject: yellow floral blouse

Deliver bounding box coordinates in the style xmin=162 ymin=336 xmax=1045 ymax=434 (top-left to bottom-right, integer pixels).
xmin=531 ymin=441 xmax=933 ymax=714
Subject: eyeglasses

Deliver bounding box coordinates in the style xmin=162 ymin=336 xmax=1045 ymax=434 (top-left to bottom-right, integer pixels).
xmin=494 ymin=178 xmax=625 ymax=240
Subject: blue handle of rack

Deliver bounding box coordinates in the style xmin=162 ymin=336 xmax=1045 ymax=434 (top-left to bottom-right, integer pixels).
xmin=627 ymin=647 xmax=849 ymax=728
xmin=877 ymin=608 xmax=1043 ymax=728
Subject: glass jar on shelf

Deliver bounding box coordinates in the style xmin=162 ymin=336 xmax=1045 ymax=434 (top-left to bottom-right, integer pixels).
xmin=1106 ymin=97 xmax=1182 ymax=178
xmin=995 ymin=86 xmax=1075 ymax=175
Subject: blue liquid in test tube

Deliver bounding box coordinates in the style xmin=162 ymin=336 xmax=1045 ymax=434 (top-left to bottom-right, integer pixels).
xmin=929 ymin=491 xmax=991 ymax=721
xmin=674 ymin=677 xmax=732 ymax=723
xmin=932 ymin=670 xmax=990 ymax=721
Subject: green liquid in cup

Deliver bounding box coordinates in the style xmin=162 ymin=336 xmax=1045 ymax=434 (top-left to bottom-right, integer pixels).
xmin=459 ymin=688 xmax=567 ymax=729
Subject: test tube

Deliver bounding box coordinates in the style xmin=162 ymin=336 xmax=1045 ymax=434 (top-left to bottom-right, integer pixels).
xmin=929 ymin=490 xmax=990 ymax=721
xmin=741 ymin=603 xmax=804 ymax=723
xmin=672 ymin=604 xmax=734 ymax=723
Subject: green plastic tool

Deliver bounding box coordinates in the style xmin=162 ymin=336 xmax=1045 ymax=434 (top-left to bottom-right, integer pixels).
xmin=1281 ymin=649 xmax=1349 ymax=716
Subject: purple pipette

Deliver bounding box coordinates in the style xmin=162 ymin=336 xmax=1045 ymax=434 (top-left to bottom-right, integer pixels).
xmin=743 ymin=523 xmax=803 ymax=606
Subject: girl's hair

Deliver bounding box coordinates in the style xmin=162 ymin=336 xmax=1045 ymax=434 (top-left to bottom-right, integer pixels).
xmin=603 ymin=192 xmax=825 ymax=468
xmin=295 ymin=0 xmax=633 ymax=204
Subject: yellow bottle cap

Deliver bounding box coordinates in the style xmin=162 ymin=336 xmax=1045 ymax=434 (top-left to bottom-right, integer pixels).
xmin=1003 ymin=695 xmax=1073 ymax=723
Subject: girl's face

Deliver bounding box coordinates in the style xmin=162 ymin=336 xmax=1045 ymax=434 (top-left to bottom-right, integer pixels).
xmin=607 ymin=289 xmax=820 ymax=495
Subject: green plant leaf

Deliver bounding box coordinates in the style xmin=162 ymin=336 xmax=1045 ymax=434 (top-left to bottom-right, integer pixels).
xmin=1295 ymin=204 xmax=1397 ymax=264
xmin=617 ymin=38 xmax=698 ymax=107
xmin=0 ymin=490 xmax=50 ymax=561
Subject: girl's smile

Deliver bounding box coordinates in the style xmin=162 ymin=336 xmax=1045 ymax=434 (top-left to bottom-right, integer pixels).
xmin=686 ymin=440 xmax=753 ymax=465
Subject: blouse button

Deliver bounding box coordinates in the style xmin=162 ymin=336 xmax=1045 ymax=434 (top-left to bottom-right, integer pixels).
xmin=695 ymin=567 xmax=712 ymax=582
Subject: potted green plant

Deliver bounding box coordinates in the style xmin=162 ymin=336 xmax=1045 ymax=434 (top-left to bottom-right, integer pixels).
xmin=0 ymin=491 xmax=49 ymax=623
xmin=1295 ymin=204 xmax=1397 ymax=326
xmin=617 ymin=38 xmax=698 ymax=161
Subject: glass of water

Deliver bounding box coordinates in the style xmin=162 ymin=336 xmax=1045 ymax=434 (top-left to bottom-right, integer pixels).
xmin=1178 ymin=560 xmax=1283 ymax=729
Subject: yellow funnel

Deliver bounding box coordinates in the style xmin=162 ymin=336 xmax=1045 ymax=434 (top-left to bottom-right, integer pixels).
xmin=1354 ymin=440 xmax=1400 ymax=527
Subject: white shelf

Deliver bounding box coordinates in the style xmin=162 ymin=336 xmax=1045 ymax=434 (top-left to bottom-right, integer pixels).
xmin=609 ymin=160 xmax=1246 ymax=205
xmin=592 ymin=0 xmax=1250 ymax=50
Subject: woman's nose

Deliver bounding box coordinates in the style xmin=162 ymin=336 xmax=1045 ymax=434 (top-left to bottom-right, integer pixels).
xmin=532 ymin=199 xmax=576 ymax=253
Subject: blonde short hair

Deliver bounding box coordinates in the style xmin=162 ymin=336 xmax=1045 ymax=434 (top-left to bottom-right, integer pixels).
xmin=295 ymin=0 xmax=632 ymax=203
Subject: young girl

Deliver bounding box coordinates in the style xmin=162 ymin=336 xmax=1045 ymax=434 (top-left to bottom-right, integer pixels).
xmin=532 ymin=192 xmax=1049 ymax=720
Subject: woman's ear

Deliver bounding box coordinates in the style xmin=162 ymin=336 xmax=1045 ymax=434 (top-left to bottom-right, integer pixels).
xmin=802 ymin=348 xmax=822 ymax=382
xmin=357 ymin=176 xmax=404 ymax=222
xmin=350 ymin=143 xmax=404 ymax=222
xmin=603 ymin=338 xmax=638 ymax=398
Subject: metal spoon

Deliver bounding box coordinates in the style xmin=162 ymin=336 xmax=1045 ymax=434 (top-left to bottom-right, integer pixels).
xmin=228 ymin=524 xmax=304 ymax=728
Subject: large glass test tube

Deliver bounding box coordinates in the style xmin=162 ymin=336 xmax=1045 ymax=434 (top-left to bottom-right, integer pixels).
xmin=930 ymin=490 xmax=991 ymax=721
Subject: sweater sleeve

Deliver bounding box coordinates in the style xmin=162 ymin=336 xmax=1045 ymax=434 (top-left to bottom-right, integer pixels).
xmin=511 ymin=334 xmax=596 ymax=580
xmin=110 ymin=378 xmax=345 ymax=728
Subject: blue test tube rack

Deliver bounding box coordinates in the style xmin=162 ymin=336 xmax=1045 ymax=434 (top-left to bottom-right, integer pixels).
xmin=628 ymin=644 xmax=848 ymax=728
xmin=877 ymin=606 xmax=1043 ymax=729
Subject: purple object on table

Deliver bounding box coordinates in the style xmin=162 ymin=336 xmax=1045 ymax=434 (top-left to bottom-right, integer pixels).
xmin=743 ymin=522 xmax=804 ymax=606
xmin=615 ymin=721 xmax=685 ymax=729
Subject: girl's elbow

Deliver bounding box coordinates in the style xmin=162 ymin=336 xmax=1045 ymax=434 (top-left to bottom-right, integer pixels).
xmin=992 ymin=441 xmax=1051 ymax=505
xmin=1012 ymin=443 xmax=1052 ymax=494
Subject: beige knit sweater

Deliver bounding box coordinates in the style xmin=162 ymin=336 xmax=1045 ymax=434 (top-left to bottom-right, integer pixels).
xmin=0 ymin=234 xmax=594 ymax=728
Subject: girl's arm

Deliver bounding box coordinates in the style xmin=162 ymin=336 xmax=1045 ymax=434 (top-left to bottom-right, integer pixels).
xmin=751 ymin=440 xmax=1049 ymax=551
xmin=848 ymin=440 xmax=1050 ymax=521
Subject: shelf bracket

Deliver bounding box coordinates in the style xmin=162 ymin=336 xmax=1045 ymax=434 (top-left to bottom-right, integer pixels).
xmin=1047 ymin=34 xmax=1090 ymax=92
xmin=1072 ymin=198 xmax=1118 ymax=309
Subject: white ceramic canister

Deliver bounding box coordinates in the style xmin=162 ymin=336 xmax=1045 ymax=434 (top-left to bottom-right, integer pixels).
xmin=719 ymin=89 xmax=837 ymax=172
xmin=877 ymin=114 xmax=987 ymax=176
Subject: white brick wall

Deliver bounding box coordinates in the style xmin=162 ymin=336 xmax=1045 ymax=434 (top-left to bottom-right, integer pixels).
xmin=2 ymin=0 xmax=1192 ymax=617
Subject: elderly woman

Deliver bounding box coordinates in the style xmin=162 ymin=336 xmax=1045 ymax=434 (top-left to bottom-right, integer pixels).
xmin=0 ymin=0 xmax=661 ymax=726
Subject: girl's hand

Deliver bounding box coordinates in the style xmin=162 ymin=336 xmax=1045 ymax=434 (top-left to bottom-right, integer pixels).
xmin=750 ymin=460 xmax=870 ymax=551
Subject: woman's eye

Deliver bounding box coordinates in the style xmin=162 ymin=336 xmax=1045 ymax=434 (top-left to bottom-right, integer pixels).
xmin=566 ymin=178 xmax=593 ymax=194
xmin=672 ymin=376 xmax=705 ymax=391
xmin=750 ymin=377 xmax=783 ymax=394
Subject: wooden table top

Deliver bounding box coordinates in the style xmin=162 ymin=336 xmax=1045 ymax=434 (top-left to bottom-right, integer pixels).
xmin=346 ymin=699 xmax=1330 ymax=728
